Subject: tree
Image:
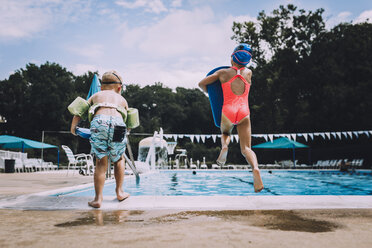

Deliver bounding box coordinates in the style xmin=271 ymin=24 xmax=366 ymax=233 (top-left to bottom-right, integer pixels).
xmin=303 ymin=22 xmax=372 ymax=131
xmin=0 ymin=62 xmax=76 ymax=138
xmin=232 ymin=4 xmax=325 ymax=64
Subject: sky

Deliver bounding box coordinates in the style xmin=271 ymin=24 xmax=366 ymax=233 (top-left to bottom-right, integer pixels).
xmin=1 ymin=0 xmax=372 ymax=89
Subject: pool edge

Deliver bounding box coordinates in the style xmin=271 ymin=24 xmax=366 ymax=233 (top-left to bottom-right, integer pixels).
xmin=1 ymin=195 xmax=372 ymax=211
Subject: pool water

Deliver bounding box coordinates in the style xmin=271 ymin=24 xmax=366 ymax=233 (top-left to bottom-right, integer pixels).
xmin=58 ymin=170 xmax=372 ymax=197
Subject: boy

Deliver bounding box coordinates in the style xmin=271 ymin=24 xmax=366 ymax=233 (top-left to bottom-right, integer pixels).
xmin=70 ymin=70 xmax=130 ymax=208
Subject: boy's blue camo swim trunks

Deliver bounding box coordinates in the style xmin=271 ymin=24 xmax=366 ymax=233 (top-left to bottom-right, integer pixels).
xmin=89 ymin=115 xmax=127 ymax=162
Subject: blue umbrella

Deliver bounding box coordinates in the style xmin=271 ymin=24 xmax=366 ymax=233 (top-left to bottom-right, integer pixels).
xmin=253 ymin=137 xmax=309 ymax=167
xmin=252 ymin=137 xmax=308 ymax=149
xmin=77 ymin=74 xmax=100 ymax=138
xmin=0 ymin=135 xmax=60 ymax=167
xmin=0 ymin=135 xmax=58 ymax=150
xmin=86 ymin=74 xmax=101 ymax=100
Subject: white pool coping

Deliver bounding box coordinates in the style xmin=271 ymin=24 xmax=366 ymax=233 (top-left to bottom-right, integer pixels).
xmin=1 ymin=194 xmax=372 ymax=211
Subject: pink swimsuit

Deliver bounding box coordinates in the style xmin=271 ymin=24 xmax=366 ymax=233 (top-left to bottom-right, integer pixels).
xmin=221 ymin=67 xmax=251 ymax=125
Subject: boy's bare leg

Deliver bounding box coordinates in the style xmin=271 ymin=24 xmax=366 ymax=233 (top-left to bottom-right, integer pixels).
xmin=217 ymin=114 xmax=234 ymax=166
xmin=237 ymin=116 xmax=264 ymax=192
xmin=88 ymin=156 xmax=109 ymax=208
xmin=114 ymin=156 xmax=130 ymax=201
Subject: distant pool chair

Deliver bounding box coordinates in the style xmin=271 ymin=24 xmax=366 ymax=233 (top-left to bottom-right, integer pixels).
xmin=14 ymin=158 xmax=24 ymax=172
xmin=189 ymin=158 xmax=197 ymax=169
xmin=61 ymin=145 xmax=94 ymax=176
xmin=200 ymin=157 xmax=208 ymax=169
xmin=228 ymin=164 xmax=236 ymax=170
xmin=356 ymin=159 xmax=364 ymax=168
xmin=200 ymin=162 xmax=208 ymax=169
xmin=211 ymin=164 xmax=220 ymax=169
xmin=25 ymin=158 xmax=42 ymax=171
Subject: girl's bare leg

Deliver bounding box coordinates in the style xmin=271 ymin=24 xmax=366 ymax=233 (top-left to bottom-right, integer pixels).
xmin=217 ymin=114 xmax=234 ymax=166
xmin=237 ymin=116 xmax=264 ymax=192
xmin=89 ymin=156 xmax=109 ymax=208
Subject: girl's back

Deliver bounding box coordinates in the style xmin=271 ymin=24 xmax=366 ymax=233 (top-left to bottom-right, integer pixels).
xmin=219 ymin=67 xmax=252 ymax=96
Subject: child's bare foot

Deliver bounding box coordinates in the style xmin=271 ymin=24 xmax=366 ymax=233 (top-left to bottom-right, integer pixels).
xmin=216 ymin=146 xmax=228 ymax=166
xmin=88 ymin=199 xmax=102 ymax=208
xmin=116 ymin=188 xmax=130 ymax=202
xmin=253 ymin=168 xmax=264 ymax=193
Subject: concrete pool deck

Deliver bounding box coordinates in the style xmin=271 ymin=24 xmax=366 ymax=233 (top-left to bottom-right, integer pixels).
xmin=1 ymin=170 xmax=372 ymax=210
xmin=1 ymin=171 xmax=372 ymax=248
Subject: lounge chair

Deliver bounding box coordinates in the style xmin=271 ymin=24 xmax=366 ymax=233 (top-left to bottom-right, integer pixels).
xmin=312 ymin=160 xmax=320 ymax=169
xmin=211 ymin=164 xmax=220 ymax=169
xmin=189 ymin=159 xmax=197 ymax=169
xmin=200 ymin=163 xmax=208 ymax=169
xmin=22 ymin=159 xmax=34 ymax=172
xmin=14 ymin=158 xmax=24 ymax=172
xmin=356 ymin=159 xmax=364 ymax=168
xmin=299 ymin=163 xmax=310 ymax=169
xmin=61 ymin=145 xmax=94 ymax=175
xmin=172 ymin=160 xmax=179 ymax=169
xmin=25 ymin=158 xmax=42 ymax=171
xmin=220 ymin=164 xmax=228 ymax=170
xmin=228 ymin=164 xmax=236 ymax=170
xmin=38 ymin=159 xmax=57 ymax=171
xmin=190 ymin=163 xmax=197 ymax=169
xmin=179 ymin=163 xmax=188 ymax=169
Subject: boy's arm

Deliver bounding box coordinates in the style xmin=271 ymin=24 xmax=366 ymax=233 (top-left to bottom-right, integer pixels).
xmin=70 ymin=115 xmax=81 ymax=136
xmin=87 ymin=96 xmax=93 ymax=105
xmin=198 ymin=71 xmax=220 ymax=93
xmin=123 ymin=98 xmax=129 ymax=110
xmin=121 ymin=98 xmax=131 ymax=132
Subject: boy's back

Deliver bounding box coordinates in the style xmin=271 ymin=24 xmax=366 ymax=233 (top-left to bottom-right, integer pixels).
xmin=89 ymin=90 xmax=128 ymax=119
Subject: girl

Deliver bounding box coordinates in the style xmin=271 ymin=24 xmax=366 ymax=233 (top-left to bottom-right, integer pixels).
xmin=198 ymin=44 xmax=264 ymax=192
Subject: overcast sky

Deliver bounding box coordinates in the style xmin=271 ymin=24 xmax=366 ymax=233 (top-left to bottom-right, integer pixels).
xmin=1 ymin=0 xmax=372 ymax=88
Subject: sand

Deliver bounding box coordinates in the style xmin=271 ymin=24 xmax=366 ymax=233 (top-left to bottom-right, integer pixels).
xmin=1 ymin=172 xmax=372 ymax=248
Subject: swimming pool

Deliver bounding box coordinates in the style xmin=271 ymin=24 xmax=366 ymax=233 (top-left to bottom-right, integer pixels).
xmin=56 ymin=170 xmax=372 ymax=197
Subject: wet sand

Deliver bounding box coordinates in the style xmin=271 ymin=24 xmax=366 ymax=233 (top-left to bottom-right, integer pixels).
xmin=1 ymin=172 xmax=372 ymax=247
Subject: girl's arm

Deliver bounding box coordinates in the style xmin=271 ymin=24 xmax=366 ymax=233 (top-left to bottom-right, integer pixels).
xmin=198 ymin=71 xmax=220 ymax=93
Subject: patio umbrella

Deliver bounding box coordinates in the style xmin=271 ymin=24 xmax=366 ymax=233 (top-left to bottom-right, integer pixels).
xmin=0 ymin=135 xmax=60 ymax=166
xmin=87 ymin=74 xmax=101 ymax=100
xmin=252 ymin=137 xmax=309 ymax=167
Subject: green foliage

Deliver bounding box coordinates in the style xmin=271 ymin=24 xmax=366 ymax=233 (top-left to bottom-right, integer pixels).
xmin=124 ymin=83 xmax=215 ymax=134
xmin=232 ymin=4 xmax=325 ymax=64
xmin=0 ymin=62 xmax=74 ymax=138
xmin=303 ymin=22 xmax=372 ymax=131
